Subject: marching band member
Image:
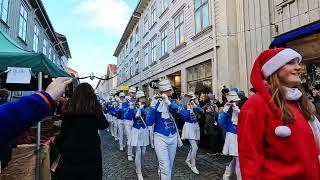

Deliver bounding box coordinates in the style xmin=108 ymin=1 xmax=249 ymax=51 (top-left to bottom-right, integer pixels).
xmin=125 ymin=91 xmax=150 ymax=180
xmin=112 ymin=97 xmax=119 ymax=141
xmin=146 ymin=79 xmax=181 ymax=180
xmin=108 ymin=97 xmax=117 ymax=138
xmin=116 ymin=92 xmax=127 ymax=151
xmin=179 ymin=92 xmax=204 ymax=174
xmin=219 ymin=90 xmax=242 ymax=180
xmin=123 ymin=87 xmax=137 ymax=161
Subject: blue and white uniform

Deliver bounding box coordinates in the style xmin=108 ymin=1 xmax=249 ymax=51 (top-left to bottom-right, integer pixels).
xmin=146 ymin=98 xmax=180 ymax=180
xmin=116 ymin=93 xmax=128 ymax=150
xmin=179 ymin=101 xmax=204 ymax=174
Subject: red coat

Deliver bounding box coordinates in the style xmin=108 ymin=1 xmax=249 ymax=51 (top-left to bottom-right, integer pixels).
xmin=238 ymin=94 xmax=320 ymax=180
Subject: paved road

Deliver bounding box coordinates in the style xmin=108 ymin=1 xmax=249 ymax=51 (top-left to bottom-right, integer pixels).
xmin=100 ymin=130 xmax=232 ymax=180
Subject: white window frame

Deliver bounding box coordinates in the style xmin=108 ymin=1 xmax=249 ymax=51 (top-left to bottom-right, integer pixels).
xmin=53 ymin=54 xmax=56 ymax=63
xmin=0 ymin=0 xmax=9 ymax=23
xmin=32 ymin=25 xmax=39 ymax=52
xmin=174 ymin=12 xmax=185 ymax=46
xmin=151 ymin=38 xmax=157 ymax=63
xmin=48 ymin=48 xmax=52 ymax=60
xmin=130 ymin=36 xmax=133 ymax=51
xmin=135 ymin=52 xmax=139 ymax=74
xmin=195 ymin=0 xmax=210 ymax=34
xmin=161 ymin=0 xmax=168 ymax=14
xmin=18 ymin=5 xmax=28 ymax=42
xmin=43 ymin=39 xmax=47 ymax=55
xmin=130 ymin=59 xmax=134 ymax=76
xmin=144 ymin=15 xmax=149 ymax=35
xmin=135 ymin=27 xmax=139 ymax=44
xmin=161 ymin=27 xmax=168 ymax=56
xmin=143 ymin=45 xmax=149 ymax=68
xmin=151 ymin=3 xmax=157 ymax=26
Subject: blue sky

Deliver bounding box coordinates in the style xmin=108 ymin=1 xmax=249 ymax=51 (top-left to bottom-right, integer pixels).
xmin=42 ymin=0 xmax=138 ymax=86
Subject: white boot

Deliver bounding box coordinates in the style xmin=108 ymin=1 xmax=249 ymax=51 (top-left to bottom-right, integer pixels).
xmin=223 ymin=166 xmax=232 ymax=180
xmin=137 ymin=173 xmax=144 ymax=180
xmin=185 ymin=158 xmax=191 ymax=168
xmin=190 ymin=158 xmax=199 ymax=174
xmin=128 ymin=155 xmax=133 ymax=161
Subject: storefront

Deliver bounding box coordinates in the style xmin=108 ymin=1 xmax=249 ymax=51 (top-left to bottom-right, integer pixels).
xmin=186 ymin=60 xmax=212 ymax=95
xmin=270 ymin=21 xmax=320 ymax=88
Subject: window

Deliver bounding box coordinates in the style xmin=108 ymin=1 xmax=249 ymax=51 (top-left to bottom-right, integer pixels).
xmin=48 ymin=48 xmax=52 ymax=60
xmin=126 ymin=43 xmax=128 ymax=56
xmin=143 ymin=45 xmax=149 ymax=68
xmin=175 ymin=12 xmax=184 ymax=46
xmin=144 ymin=15 xmax=148 ymax=35
xmin=135 ymin=27 xmax=139 ymax=44
xmin=130 ymin=60 xmax=134 ymax=76
xmin=53 ymin=54 xmax=56 ymax=63
xmin=0 ymin=0 xmax=9 ymax=23
xmin=151 ymin=38 xmax=157 ymax=63
xmin=195 ymin=0 xmax=209 ymax=33
xmin=32 ymin=25 xmax=39 ymax=52
xmin=135 ymin=53 xmax=139 ymax=73
xmin=187 ymin=61 xmax=212 ymax=92
xmin=161 ymin=0 xmax=168 ymax=13
xmin=130 ymin=36 xmax=133 ymax=51
xmin=151 ymin=3 xmax=157 ymax=26
xmin=161 ymin=27 xmax=168 ymax=56
xmin=43 ymin=39 xmax=47 ymax=55
xmin=18 ymin=5 xmax=28 ymax=42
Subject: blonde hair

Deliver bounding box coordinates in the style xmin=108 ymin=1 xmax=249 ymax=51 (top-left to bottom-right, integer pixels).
xmin=267 ymin=74 xmax=314 ymax=123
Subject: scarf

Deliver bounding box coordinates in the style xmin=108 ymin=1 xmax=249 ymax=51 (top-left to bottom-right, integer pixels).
xmin=284 ymin=87 xmax=302 ymax=100
xmin=187 ymin=103 xmax=194 ymax=113
xmin=231 ymin=104 xmax=240 ymax=125
xmin=157 ymin=101 xmax=170 ymax=119
xmin=135 ymin=105 xmax=144 ymax=118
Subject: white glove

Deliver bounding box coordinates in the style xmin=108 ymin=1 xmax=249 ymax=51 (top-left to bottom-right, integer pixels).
xmin=190 ymin=101 xmax=197 ymax=108
xmin=150 ymin=96 xmax=159 ymax=108
xmin=129 ymin=102 xmax=135 ymax=109
xmin=161 ymin=94 xmax=171 ymax=105
xmin=232 ymin=103 xmax=240 ymax=113
xmin=223 ymin=103 xmax=232 ymax=112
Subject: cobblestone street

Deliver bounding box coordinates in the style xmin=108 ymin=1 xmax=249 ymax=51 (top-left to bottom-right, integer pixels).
xmin=100 ymin=130 xmax=232 ymax=180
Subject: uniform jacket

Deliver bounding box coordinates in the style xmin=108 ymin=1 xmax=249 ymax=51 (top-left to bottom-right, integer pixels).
xmin=179 ymin=106 xmax=204 ymax=124
xmin=218 ymin=111 xmax=237 ymax=134
xmin=124 ymin=105 xmax=149 ymax=129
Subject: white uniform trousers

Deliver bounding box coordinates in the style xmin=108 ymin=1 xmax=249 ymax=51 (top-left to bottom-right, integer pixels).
xmin=124 ymin=120 xmax=133 ymax=156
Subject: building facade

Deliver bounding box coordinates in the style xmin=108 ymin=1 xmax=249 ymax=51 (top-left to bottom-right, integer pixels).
xmin=0 ymin=0 xmax=71 ymax=70
xmin=114 ymin=0 xmax=320 ymax=97
xmin=96 ymin=64 xmax=118 ymax=99
xmin=114 ymin=0 xmax=214 ymax=97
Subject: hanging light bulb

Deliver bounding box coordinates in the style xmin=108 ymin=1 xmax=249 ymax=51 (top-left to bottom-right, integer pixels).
xmin=90 ymin=73 xmax=95 ymax=80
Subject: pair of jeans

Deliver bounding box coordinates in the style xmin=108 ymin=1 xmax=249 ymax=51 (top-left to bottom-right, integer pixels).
xmin=154 ymin=133 xmax=177 ymax=180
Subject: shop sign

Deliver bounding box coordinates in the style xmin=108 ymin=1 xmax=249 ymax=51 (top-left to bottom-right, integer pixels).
xmin=6 ymin=67 xmax=31 ymax=84
xmin=149 ymin=80 xmax=160 ymax=89
xmin=119 ymin=86 xmax=129 ymax=91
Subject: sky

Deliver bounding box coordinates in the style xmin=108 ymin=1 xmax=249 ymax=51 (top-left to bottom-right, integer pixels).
xmin=42 ymin=0 xmax=139 ymax=87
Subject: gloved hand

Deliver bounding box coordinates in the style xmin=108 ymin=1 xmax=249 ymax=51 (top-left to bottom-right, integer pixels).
xmin=150 ymin=96 xmax=159 ymax=108
xmin=190 ymin=101 xmax=197 ymax=108
xmin=161 ymin=94 xmax=171 ymax=105
xmin=223 ymin=103 xmax=232 ymax=112
xmin=129 ymin=102 xmax=135 ymax=109
xmin=232 ymin=103 xmax=240 ymax=113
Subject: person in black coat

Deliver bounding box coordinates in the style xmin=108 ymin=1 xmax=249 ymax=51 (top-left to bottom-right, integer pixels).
xmin=55 ymin=83 xmax=109 ymax=180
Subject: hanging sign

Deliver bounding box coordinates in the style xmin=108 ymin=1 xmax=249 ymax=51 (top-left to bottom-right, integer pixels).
xmin=149 ymin=79 xmax=160 ymax=89
xmin=6 ymin=67 xmax=32 ymax=84
xmin=119 ymin=86 xmax=129 ymax=91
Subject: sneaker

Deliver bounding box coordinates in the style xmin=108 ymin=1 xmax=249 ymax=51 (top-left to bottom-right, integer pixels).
xmin=185 ymin=159 xmax=192 ymax=168
xmin=137 ymin=173 xmax=144 ymax=180
xmin=191 ymin=166 xmax=200 ymax=174
xmin=128 ymin=156 xmax=133 ymax=161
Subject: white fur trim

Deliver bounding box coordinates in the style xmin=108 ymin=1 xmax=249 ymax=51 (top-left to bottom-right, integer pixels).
xmin=262 ymin=48 xmax=302 ymax=78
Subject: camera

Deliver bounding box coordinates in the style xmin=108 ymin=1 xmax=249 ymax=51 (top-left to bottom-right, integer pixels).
xmin=65 ymin=83 xmax=73 ymax=98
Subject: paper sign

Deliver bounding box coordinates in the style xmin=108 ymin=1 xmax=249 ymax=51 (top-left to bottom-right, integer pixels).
xmin=6 ymin=67 xmax=32 ymax=84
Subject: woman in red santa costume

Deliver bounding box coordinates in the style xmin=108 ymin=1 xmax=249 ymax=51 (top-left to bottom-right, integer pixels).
xmin=238 ymin=48 xmax=320 ymax=179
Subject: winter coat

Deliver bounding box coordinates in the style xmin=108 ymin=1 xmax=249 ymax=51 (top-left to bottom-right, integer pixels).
xmin=56 ymin=111 xmax=108 ymax=180
xmin=238 ymin=94 xmax=320 ymax=180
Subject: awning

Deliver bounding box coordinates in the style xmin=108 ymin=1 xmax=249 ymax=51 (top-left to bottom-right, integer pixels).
xmin=269 ymin=21 xmax=320 ymax=48
xmin=0 ymin=29 xmax=79 ymax=86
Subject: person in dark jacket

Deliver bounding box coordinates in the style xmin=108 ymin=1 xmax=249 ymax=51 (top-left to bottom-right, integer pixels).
xmin=55 ymin=83 xmax=108 ymax=180
xmin=312 ymin=84 xmax=320 ymax=116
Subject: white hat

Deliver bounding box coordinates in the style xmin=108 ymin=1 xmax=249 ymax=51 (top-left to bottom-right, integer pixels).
xmin=129 ymin=87 xmax=136 ymax=93
xmin=136 ymin=91 xmax=146 ymax=99
xmin=185 ymin=92 xmax=197 ymax=100
xmin=110 ymin=97 xmax=116 ymax=102
xmin=119 ymin=92 xmax=125 ymax=97
xmin=158 ymin=79 xmax=173 ymax=92
xmin=226 ymin=91 xmax=241 ymax=102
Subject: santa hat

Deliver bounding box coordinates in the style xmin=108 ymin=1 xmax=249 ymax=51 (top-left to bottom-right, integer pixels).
xmin=158 ymin=79 xmax=173 ymax=92
xmin=250 ymin=48 xmax=302 ymax=115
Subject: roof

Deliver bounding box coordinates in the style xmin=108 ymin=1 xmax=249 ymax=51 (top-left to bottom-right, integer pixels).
xmin=113 ymin=0 xmax=150 ymax=57
xmin=108 ymin=64 xmax=117 ymax=75
xmin=56 ymin=32 xmax=72 ymax=58
xmin=29 ymin=0 xmax=70 ymax=58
